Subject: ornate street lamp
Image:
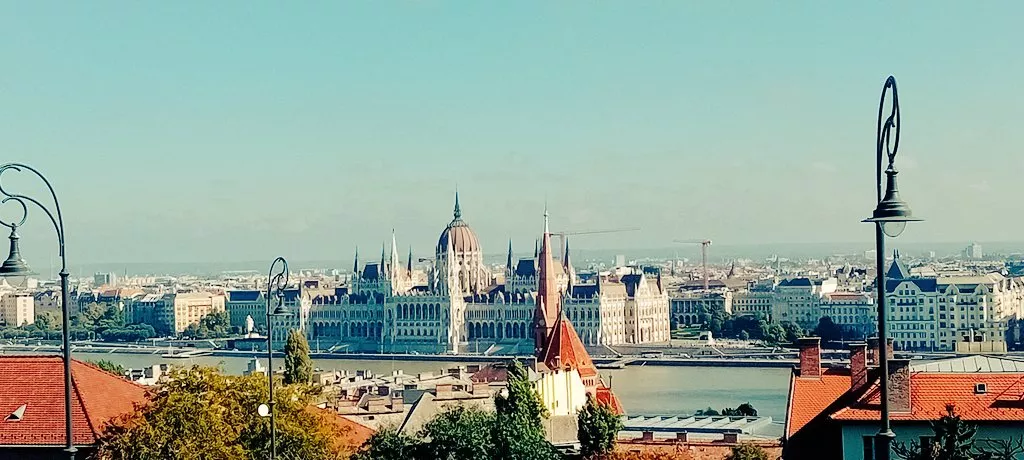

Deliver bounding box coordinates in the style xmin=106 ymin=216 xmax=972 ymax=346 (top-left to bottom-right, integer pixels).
xmin=265 ymin=257 xmax=291 ymax=460
xmin=0 ymin=163 xmax=77 ymax=460
xmin=862 ymin=76 xmax=922 ymax=460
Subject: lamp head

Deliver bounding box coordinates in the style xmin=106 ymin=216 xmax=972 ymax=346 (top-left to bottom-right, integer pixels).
xmin=863 ymin=169 xmax=922 ymax=237
xmin=0 ymin=226 xmax=35 ymax=286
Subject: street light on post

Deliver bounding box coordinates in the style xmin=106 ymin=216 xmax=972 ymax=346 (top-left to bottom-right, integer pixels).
xmin=861 ymin=76 xmax=922 ymax=460
xmin=0 ymin=163 xmax=77 ymax=460
xmin=265 ymin=257 xmax=291 ymax=460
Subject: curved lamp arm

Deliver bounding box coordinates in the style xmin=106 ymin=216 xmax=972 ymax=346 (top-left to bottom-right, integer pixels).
xmin=267 ymin=257 xmax=289 ymax=307
xmin=876 ymin=76 xmax=901 ymax=203
xmin=0 ymin=164 xmax=66 ymax=265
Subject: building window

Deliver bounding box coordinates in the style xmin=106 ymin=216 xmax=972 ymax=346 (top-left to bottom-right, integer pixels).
xmin=863 ymin=436 xmax=875 ymax=460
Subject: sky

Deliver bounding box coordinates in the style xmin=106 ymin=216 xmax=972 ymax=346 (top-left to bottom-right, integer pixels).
xmin=1 ymin=1 xmax=1022 ymax=266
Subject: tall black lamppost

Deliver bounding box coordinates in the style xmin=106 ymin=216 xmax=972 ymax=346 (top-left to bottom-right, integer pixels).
xmin=265 ymin=257 xmax=290 ymax=460
xmin=0 ymin=163 xmax=77 ymax=460
xmin=862 ymin=76 xmax=922 ymax=460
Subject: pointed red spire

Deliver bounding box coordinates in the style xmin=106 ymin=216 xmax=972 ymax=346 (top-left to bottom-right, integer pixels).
xmin=534 ymin=207 xmax=560 ymax=354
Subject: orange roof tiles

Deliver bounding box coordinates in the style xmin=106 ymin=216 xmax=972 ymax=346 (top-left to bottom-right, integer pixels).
xmin=785 ymin=368 xmax=852 ymax=438
xmin=596 ymin=384 xmax=625 ymax=415
xmin=0 ymin=356 xmax=149 ymax=447
xmin=831 ymin=373 xmax=1024 ymax=422
xmin=539 ymin=313 xmax=598 ymax=379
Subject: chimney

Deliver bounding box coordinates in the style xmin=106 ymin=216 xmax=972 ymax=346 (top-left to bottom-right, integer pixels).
xmin=888 ymin=359 xmax=911 ymax=413
xmin=849 ymin=342 xmax=868 ymax=391
xmin=798 ymin=337 xmax=821 ymax=378
xmin=866 ymin=337 xmax=894 ymax=366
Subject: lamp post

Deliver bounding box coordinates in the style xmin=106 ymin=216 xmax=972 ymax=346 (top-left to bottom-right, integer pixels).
xmin=862 ymin=76 xmax=922 ymax=460
xmin=0 ymin=163 xmax=76 ymax=460
xmin=265 ymin=257 xmax=291 ymax=460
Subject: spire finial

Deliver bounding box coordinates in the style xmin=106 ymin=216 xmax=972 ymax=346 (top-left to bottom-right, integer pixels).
xmin=543 ymin=202 xmax=549 ymax=234
xmin=454 ymin=188 xmax=462 ymax=219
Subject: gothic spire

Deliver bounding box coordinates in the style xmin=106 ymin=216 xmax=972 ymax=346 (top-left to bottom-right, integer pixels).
xmin=380 ymin=241 xmax=387 ymax=279
xmin=353 ymin=246 xmax=359 ymax=274
xmin=535 ymin=207 xmax=560 ymax=355
xmin=407 ymin=246 xmax=413 ymax=273
xmin=454 ymin=188 xmax=462 ymax=220
xmin=390 ymin=229 xmax=399 ymax=268
xmin=506 ymin=239 xmax=514 ymax=273
xmin=534 ymin=239 xmax=539 ymax=258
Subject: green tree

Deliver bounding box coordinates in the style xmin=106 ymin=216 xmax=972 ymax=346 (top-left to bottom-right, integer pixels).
xmin=284 ymin=329 xmax=313 ymax=385
xmin=814 ymin=316 xmax=843 ymax=344
xmin=727 ymin=442 xmax=770 ymax=460
xmin=420 ymin=405 xmax=494 ymax=460
xmin=738 ymin=330 xmax=750 ymax=341
xmin=94 ymin=366 xmax=352 ymax=460
xmin=492 ymin=360 xmax=559 ymax=460
xmin=578 ymin=394 xmax=623 ymax=459
xmin=184 ymin=311 xmax=232 ymax=339
xmin=781 ymin=322 xmax=803 ymax=343
xmin=354 ymin=427 xmax=421 ymax=460
xmin=90 ymin=359 xmax=126 ymax=377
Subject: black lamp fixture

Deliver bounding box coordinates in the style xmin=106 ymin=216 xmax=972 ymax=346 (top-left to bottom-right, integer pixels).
xmin=265 ymin=256 xmax=290 ymax=460
xmin=862 ymin=76 xmax=923 ymax=460
xmin=0 ymin=164 xmax=77 ymax=460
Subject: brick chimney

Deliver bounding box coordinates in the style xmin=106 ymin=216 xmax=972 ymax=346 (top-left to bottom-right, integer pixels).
xmin=866 ymin=337 xmax=894 ymax=366
xmin=849 ymin=342 xmax=868 ymax=391
xmin=888 ymin=359 xmax=911 ymax=413
xmin=798 ymin=337 xmax=821 ymax=379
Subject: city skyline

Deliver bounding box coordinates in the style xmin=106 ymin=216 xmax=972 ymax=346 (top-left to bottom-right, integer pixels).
xmin=3 ymin=2 xmax=1023 ymax=265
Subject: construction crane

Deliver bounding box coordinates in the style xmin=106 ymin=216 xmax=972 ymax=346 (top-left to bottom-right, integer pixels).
xmin=674 ymin=239 xmax=712 ymax=290
xmin=550 ymin=228 xmax=641 ymax=262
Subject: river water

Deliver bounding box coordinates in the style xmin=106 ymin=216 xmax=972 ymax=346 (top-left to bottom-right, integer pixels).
xmin=55 ymin=351 xmax=791 ymax=422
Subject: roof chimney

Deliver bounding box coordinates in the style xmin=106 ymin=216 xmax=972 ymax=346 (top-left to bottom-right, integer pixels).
xmin=849 ymin=342 xmax=868 ymax=392
xmin=798 ymin=337 xmax=821 ymax=379
xmin=866 ymin=337 xmax=894 ymax=367
xmin=888 ymin=359 xmax=911 ymax=413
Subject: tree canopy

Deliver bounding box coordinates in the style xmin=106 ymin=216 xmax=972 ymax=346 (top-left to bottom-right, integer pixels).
xmin=284 ymin=329 xmax=314 ymax=385
xmin=578 ymin=394 xmax=623 ymax=459
xmin=184 ymin=311 xmax=232 ymax=339
xmin=893 ymin=405 xmax=1024 ymax=460
xmin=727 ymin=442 xmax=771 ymax=460
xmin=94 ymin=366 xmax=353 ymax=460
xmin=493 ymin=360 xmax=559 ymax=460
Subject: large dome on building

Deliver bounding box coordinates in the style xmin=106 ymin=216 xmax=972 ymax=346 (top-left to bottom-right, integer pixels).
xmin=437 ymin=193 xmax=482 ymax=255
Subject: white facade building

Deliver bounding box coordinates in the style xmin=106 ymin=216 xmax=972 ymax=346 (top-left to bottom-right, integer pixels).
xmin=0 ymin=292 xmax=34 ymax=327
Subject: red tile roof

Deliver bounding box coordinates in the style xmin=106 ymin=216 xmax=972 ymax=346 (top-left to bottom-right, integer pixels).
xmin=785 ymin=368 xmax=852 ymax=438
xmin=832 ymin=373 xmax=1024 ymax=422
xmin=539 ymin=313 xmax=598 ymax=379
xmin=596 ymin=384 xmax=625 ymax=415
xmin=0 ymin=356 xmax=149 ymax=447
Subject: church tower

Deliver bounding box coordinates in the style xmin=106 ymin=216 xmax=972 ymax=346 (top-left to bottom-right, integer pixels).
xmin=534 ymin=208 xmax=561 ymax=354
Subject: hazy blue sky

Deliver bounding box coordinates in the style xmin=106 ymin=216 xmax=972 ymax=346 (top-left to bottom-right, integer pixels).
xmin=1 ymin=2 xmax=1022 ymax=265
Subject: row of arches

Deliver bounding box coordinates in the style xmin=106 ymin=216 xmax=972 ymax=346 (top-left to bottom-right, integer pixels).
xmin=466 ymin=322 xmax=530 ymax=340
xmin=309 ymin=321 xmax=384 ymax=339
xmin=397 ymin=303 xmax=442 ymax=320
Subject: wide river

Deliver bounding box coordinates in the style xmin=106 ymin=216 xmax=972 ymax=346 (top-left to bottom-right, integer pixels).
xmin=56 ymin=351 xmax=792 ymax=422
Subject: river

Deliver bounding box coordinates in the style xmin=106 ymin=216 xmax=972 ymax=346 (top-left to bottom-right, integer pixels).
xmin=15 ymin=350 xmax=790 ymax=424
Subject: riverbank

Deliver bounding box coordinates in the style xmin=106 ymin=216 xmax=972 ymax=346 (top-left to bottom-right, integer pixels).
xmin=0 ymin=343 xmax=818 ymax=368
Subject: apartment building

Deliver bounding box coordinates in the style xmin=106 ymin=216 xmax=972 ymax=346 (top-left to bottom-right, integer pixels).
xmin=125 ymin=292 xmax=226 ymax=334
xmin=0 ymin=292 xmax=34 ymax=327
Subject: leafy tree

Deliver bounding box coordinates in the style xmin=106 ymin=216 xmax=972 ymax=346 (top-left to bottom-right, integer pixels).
xmin=738 ymin=330 xmax=750 ymax=341
xmin=727 ymin=442 xmax=770 ymax=460
xmin=420 ymin=405 xmax=494 ymax=460
xmin=814 ymin=316 xmax=843 ymax=344
xmin=578 ymin=394 xmax=623 ymax=459
xmin=102 ymin=323 xmax=158 ymax=342
xmin=735 ymin=403 xmax=757 ymax=417
xmin=353 ymin=427 xmax=421 ymax=460
xmin=493 ymin=360 xmax=559 ymax=460
xmin=284 ymin=329 xmax=313 ymax=385
xmin=695 ymin=407 xmax=720 ymax=416
xmin=781 ymin=322 xmax=803 ymax=343
xmin=893 ymin=405 xmax=1024 ymax=460
xmin=94 ymin=366 xmax=352 ymax=460
xmin=184 ymin=311 xmax=232 ymax=339
xmin=90 ymin=359 xmax=126 ymax=377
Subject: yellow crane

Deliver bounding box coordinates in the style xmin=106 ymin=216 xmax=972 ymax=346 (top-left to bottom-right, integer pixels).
xmin=674 ymin=239 xmax=713 ymax=290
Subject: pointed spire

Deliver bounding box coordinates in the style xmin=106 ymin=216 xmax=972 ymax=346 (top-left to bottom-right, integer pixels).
xmin=380 ymin=241 xmax=387 ymax=279
xmin=535 ymin=207 xmax=560 ymax=355
xmin=407 ymin=246 xmax=413 ymax=273
xmin=543 ymin=202 xmax=549 ymax=234
xmin=563 ymin=237 xmax=571 ymax=270
xmin=453 ymin=188 xmax=462 ymax=220
xmin=390 ymin=229 xmax=399 ymax=266
xmin=506 ymin=240 xmax=514 ymax=273
xmin=534 ymin=239 xmax=539 ymax=258
xmin=353 ymin=246 xmax=359 ymax=274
